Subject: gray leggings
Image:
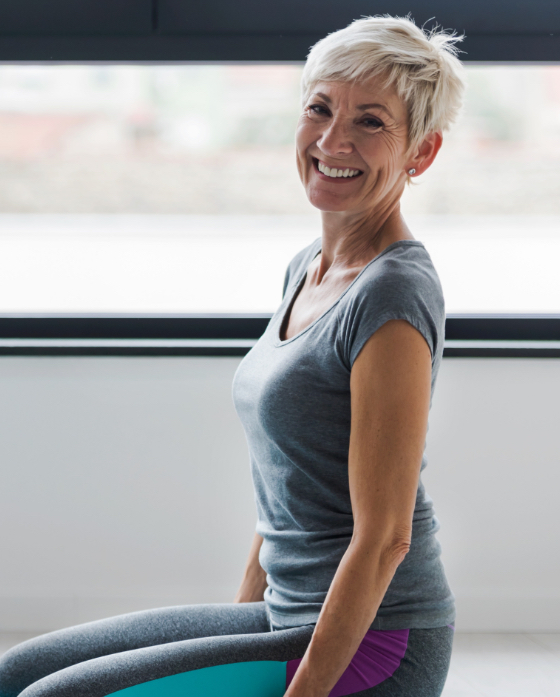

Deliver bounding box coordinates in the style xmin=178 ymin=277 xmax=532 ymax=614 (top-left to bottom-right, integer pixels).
xmin=0 ymin=602 xmax=453 ymax=697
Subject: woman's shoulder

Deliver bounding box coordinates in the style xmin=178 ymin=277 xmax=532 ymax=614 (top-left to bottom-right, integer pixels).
xmin=337 ymin=240 xmax=445 ymax=367
xmin=355 ymin=240 xmax=444 ymax=310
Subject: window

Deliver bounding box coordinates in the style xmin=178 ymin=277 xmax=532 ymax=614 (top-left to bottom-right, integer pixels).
xmin=0 ymin=63 xmax=559 ymax=314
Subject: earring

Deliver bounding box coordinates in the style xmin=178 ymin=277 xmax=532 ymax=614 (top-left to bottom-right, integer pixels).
xmin=407 ymin=168 xmax=416 ymax=175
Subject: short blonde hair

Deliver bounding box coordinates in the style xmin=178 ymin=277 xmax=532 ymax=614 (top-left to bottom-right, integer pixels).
xmin=301 ymin=15 xmax=466 ymax=150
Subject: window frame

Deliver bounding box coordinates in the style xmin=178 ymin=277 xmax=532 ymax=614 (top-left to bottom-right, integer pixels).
xmin=0 ymin=314 xmax=559 ymax=357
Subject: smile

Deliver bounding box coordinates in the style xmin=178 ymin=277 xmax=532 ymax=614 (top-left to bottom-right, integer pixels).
xmin=314 ymin=158 xmax=363 ymax=179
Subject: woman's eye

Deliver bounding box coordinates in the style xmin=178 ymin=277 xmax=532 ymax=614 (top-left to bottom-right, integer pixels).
xmin=308 ymin=104 xmax=329 ymax=116
xmin=363 ymin=118 xmax=383 ymax=128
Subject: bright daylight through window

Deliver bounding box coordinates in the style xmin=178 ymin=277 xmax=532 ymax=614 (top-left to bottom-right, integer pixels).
xmin=0 ymin=64 xmax=559 ymax=314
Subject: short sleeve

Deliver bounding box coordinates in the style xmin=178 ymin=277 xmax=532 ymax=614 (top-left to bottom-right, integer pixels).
xmin=336 ymin=248 xmax=445 ymax=371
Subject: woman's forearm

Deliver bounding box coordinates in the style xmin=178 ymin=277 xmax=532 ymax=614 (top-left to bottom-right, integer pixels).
xmin=234 ymin=531 xmax=268 ymax=603
xmin=284 ymin=533 xmax=410 ymax=697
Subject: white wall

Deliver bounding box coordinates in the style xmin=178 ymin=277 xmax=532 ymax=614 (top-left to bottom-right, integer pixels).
xmin=424 ymin=359 xmax=560 ymax=632
xmin=0 ymin=356 xmax=558 ymax=632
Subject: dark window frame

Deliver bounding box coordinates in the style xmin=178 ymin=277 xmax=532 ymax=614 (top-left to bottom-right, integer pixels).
xmin=0 ymin=1 xmax=559 ymax=61
xmin=1 ymin=315 xmax=560 ymax=357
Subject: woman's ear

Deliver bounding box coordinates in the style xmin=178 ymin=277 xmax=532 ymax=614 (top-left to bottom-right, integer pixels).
xmin=406 ymin=131 xmax=443 ymax=177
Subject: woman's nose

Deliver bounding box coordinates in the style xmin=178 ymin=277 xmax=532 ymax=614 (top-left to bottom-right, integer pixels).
xmin=317 ymin=118 xmax=353 ymax=156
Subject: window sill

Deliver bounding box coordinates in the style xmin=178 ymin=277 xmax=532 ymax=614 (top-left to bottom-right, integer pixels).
xmin=1 ymin=338 xmax=560 ymax=358
xmin=0 ymin=314 xmax=559 ymax=357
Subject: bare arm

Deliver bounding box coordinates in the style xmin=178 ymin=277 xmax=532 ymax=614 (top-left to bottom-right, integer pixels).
xmin=234 ymin=531 xmax=268 ymax=603
xmin=284 ymin=319 xmax=432 ymax=697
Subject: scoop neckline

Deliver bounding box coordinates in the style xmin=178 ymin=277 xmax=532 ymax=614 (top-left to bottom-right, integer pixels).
xmin=275 ymin=238 xmax=425 ymax=347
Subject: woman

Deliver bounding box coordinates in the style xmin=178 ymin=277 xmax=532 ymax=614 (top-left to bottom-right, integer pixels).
xmin=0 ymin=15 xmax=465 ymax=697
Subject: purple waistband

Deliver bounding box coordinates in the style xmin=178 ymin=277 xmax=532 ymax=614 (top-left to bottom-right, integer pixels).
xmin=286 ymin=627 xmax=410 ymax=696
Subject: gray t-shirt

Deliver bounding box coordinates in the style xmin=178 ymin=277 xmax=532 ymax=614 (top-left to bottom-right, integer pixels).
xmin=232 ymin=237 xmax=455 ymax=630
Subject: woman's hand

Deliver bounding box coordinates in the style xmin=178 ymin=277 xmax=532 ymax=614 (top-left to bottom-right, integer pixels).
xmin=234 ymin=531 xmax=268 ymax=603
xmin=284 ymin=319 xmax=432 ymax=697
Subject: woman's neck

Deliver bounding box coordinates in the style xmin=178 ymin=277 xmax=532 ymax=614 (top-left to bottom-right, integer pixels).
xmin=317 ymin=203 xmax=414 ymax=283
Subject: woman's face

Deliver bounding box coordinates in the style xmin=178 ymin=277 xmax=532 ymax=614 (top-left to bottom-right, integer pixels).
xmin=296 ymin=76 xmax=412 ymax=214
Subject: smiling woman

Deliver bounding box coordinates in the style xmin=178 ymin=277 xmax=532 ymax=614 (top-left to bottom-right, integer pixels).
xmin=296 ymin=15 xmax=463 ymax=218
xmin=296 ymin=76 xmax=436 ymax=213
xmin=281 ymin=17 xmax=464 ymax=345
xmin=0 ymin=15 xmax=464 ymax=697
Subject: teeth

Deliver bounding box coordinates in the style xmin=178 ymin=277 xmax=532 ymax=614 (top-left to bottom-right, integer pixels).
xmin=318 ymin=161 xmax=360 ymax=178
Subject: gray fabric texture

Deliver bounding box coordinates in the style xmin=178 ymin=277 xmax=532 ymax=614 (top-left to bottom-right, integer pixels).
xmin=0 ymin=602 xmax=309 ymax=697
xmin=232 ymin=238 xmax=455 ymax=630
xmin=0 ymin=601 xmax=453 ymax=697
